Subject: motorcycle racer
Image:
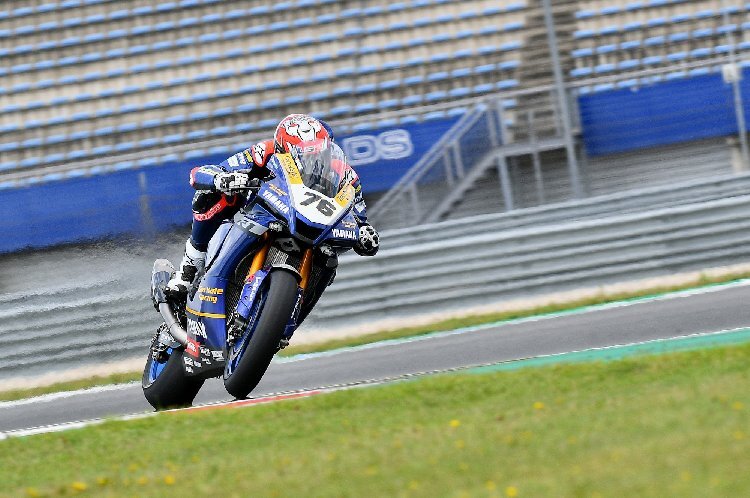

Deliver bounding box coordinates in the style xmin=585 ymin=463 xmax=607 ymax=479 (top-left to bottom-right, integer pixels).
xmin=167 ymin=114 xmax=379 ymax=296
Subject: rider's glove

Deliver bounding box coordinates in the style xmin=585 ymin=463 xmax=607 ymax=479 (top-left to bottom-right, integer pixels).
xmin=213 ymin=172 xmax=259 ymax=195
xmin=354 ymin=223 xmax=379 ymax=256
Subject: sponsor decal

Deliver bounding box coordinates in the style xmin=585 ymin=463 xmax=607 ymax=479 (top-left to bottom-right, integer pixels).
xmin=341 ymin=168 xmax=358 ymax=188
xmin=334 ymin=184 xmax=355 ymax=207
xmin=252 ymin=143 xmax=267 ymax=166
xmin=268 ymin=183 xmax=288 ymax=197
xmin=341 ymin=129 xmax=414 ymax=166
xmin=198 ymin=286 xmax=224 ymax=294
xmin=200 ymin=346 xmax=212 ymax=365
xmin=211 ymin=350 xmax=224 ymax=360
xmin=236 ymin=217 xmax=267 ymax=237
xmin=187 ymin=319 xmax=208 ymax=338
xmin=194 ymin=197 xmax=234 ymax=222
xmin=332 ymin=228 xmax=357 ymax=240
xmin=186 ymin=339 xmax=201 ymax=358
xmin=262 ymin=190 xmax=290 ymax=214
xmin=197 ymin=286 xmax=223 ymax=304
xmin=342 ymin=220 xmax=357 ymax=228
xmin=276 ymin=154 xmax=302 ymax=184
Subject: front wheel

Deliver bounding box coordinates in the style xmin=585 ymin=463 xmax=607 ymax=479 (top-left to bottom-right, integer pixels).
xmin=223 ymin=270 xmax=299 ymax=399
xmin=142 ymin=333 xmax=205 ymax=410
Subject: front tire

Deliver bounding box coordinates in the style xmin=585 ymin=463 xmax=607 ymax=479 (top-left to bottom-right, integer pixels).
xmin=143 ymin=338 xmax=205 ymax=410
xmin=223 ymin=270 xmax=299 ymax=399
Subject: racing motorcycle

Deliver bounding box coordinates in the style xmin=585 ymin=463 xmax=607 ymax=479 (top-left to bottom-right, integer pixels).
xmin=143 ymin=139 xmax=361 ymax=409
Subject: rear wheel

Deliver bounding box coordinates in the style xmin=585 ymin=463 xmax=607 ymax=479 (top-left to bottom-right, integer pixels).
xmin=142 ymin=333 xmax=204 ymax=410
xmin=223 ymin=270 xmax=299 ymax=399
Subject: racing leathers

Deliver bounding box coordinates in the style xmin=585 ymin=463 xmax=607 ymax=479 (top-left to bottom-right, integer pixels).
xmin=167 ymin=139 xmax=378 ymax=303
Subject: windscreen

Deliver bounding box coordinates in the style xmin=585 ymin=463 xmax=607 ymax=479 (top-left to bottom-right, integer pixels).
xmin=290 ymin=139 xmax=351 ymax=198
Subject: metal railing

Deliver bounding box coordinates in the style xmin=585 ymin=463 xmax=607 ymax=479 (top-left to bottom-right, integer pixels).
xmin=3 ymin=173 xmax=750 ymax=381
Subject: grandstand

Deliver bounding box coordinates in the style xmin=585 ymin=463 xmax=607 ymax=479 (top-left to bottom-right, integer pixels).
xmin=1 ymin=0 xmax=749 ymax=239
xmin=0 ymin=0 xmax=527 ymax=178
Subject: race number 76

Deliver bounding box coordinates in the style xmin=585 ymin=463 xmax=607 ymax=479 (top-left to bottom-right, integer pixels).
xmin=301 ymin=192 xmax=335 ymax=216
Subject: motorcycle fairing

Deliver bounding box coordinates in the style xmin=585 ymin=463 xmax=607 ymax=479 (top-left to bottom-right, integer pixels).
xmin=235 ymin=267 xmax=269 ymax=320
xmin=205 ymin=221 xmax=232 ymax=270
xmin=182 ymin=217 xmax=267 ymax=376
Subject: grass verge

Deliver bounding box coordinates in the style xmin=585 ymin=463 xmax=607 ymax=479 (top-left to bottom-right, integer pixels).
xmin=3 ymin=270 xmax=749 ymax=403
xmin=2 ymin=341 xmax=750 ymax=497
xmin=0 ymin=372 xmax=141 ymax=403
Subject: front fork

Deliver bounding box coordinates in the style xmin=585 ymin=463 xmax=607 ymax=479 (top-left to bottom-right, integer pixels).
xmin=227 ymin=234 xmax=313 ymax=346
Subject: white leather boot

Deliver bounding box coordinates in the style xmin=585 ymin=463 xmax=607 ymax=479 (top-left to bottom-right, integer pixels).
xmin=166 ymin=239 xmax=206 ymax=295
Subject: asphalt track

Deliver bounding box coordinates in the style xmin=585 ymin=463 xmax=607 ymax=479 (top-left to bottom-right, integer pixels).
xmin=2 ymin=282 xmax=750 ymax=435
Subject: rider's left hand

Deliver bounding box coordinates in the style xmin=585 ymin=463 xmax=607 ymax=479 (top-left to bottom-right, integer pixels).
xmin=354 ymin=224 xmax=379 ymax=256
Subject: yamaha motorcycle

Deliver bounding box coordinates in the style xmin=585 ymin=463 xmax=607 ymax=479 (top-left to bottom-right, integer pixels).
xmin=143 ymin=140 xmax=361 ymax=409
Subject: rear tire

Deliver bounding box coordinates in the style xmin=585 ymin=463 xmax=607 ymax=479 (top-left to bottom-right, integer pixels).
xmin=223 ymin=270 xmax=299 ymax=399
xmin=142 ymin=341 xmax=205 ymax=410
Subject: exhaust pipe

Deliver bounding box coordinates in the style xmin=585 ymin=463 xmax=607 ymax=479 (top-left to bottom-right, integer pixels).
xmin=158 ymin=303 xmax=188 ymax=347
xmin=152 ymin=259 xmax=188 ymax=347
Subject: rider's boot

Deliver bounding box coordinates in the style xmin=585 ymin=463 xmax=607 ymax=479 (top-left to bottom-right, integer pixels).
xmin=166 ymin=239 xmax=206 ymax=296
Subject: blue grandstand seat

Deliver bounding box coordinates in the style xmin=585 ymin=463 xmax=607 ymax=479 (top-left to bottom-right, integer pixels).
xmin=424 ymin=111 xmax=447 ymax=121
xmin=142 ymin=119 xmax=162 ymax=129
xmin=309 ymin=91 xmax=329 ymax=102
xmin=643 ymin=56 xmax=663 ymax=65
xmin=425 ymin=91 xmax=447 ymax=102
xmin=187 ymin=130 xmax=208 ymax=140
xmin=570 ymin=67 xmax=593 ymax=77
xmin=402 ymin=95 xmax=423 ymax=106
xmin=282 ymin=94 xmax=303 ymax=105
xmin=474 ymin=83 xmax=495 ymax=94
xmin=234 ymin=123 xmax=256 ymax=133
xmin=328 ymin=106 xmax=353 ymax=117
xmin=449 ymin=87 xmax=471 ymax=98
xmin=44 ymin=154 xmax=66 ymax=164
xmin=0 ymin=142 xmax=19 ymax=152
xmin=355 ymin=103 xmax=377 ymax=113
xmin=690 ymin=47 xmax=711 ymax=58
xmin=185 ymin=149 xmax=207 ymax=160
xmin=92 ymin=145 xmax=114 ymax=156
xmin=427 ymin=71 xmax=450 ymax=82
xmin=257 ymin=119 xmax=277 ymax=129
xmin=236 ymin=103 xmax=257 ymax=113
xmin=67 ymin=149 xmax=89 ymax=160
xmin=378 ymin=99 xmax=399 ymax=110
xmin=331 ymin=86 xmax=354 ymax=97
xmin=20 ymin=157 xmax=43 ymax=168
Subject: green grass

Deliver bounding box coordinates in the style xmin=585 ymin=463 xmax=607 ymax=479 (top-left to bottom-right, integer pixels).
xmin=0 ymin=373 xmax=141 ymax=403
xmin=3 ymin=270 xmax=749 ymax=403
xmin=3 ymin=342 xmax=750 ymax=497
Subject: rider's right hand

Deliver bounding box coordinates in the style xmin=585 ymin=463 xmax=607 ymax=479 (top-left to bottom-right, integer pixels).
xmin=213 ymin=172 xmax=259 ymax=195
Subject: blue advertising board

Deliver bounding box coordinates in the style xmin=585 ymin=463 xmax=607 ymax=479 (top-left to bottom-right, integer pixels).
xmin=337 ymin=117 xmax=460 ymax=192
xmin=0 ymin=116 xmax=459 ymax=253
xmin=579 ymin=71 xmax=748 ymax=156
